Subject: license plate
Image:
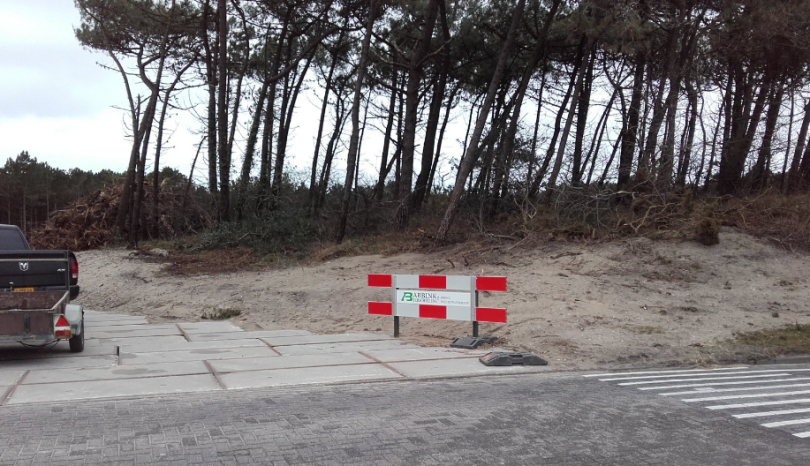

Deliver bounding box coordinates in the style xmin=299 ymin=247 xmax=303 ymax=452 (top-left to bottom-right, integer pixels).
xmin=12 ymin=287 xmax=34 ymax=292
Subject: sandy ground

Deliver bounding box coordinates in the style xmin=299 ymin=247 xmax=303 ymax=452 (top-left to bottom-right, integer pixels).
xmin=74 ymin=227 xmax=810 ymax=370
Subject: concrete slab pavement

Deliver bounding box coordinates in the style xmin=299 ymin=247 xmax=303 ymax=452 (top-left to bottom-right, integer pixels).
xmin=208 ymin=352 xmax=372 ymax=372
xmin=119 ymin=346 xmax=279 ymax=365
xmin=272 ymin=339 xmax=421 ymax=356
xmin=389 ymin=357 xmax=538 ymax=377
xmin=118 ymin=338 xmax=267 ymax=353
xmin=218 ymin=363 xmax=400 ymax=389
xmin=184 ymin=329 xmax=313 ymax=342
xmin=7 ymin=374 xmax=220 ymax=405
xmin=177 ymin=321 xmax=244 ymax=333
xmin=0 ymin=310 xmax=548 ymax=406
xmin=22 ymin=361 xmax=210 ymax=384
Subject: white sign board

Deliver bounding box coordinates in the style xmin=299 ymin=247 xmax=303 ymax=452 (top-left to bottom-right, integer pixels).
xmin=396 ymin=289 xmax=472 ymax=307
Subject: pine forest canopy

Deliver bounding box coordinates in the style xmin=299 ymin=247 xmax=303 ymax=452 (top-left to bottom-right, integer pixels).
xmin=69 ymin=0 xmax=810 ymax=245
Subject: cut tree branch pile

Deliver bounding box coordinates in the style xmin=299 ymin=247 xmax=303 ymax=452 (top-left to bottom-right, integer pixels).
xmin=28 ymin=182 xmax=211 ymax=251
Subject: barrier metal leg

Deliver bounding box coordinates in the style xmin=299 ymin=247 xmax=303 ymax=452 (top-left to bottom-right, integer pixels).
xmin=394 ymin=316 xmax=400 ymax=338
xmin=473 ymin=321 xmax=479 ymax=337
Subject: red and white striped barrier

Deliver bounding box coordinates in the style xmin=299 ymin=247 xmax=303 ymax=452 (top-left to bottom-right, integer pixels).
xmin=367 ymin=274 xmax=507 ymax=337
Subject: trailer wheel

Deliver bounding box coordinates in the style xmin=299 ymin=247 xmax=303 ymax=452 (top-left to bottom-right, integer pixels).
xmin=69 ymin=320 xmax=84 ymax=353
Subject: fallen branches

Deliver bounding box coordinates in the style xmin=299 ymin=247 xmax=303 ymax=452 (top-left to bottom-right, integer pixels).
xmin=28 ymin=182 xmax=211 ymax=251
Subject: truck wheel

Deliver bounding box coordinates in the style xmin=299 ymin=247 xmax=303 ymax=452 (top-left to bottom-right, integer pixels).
xmin=69 ymin=320 xmax=84 ymax=353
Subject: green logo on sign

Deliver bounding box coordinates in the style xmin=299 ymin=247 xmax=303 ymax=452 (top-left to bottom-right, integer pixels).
xmin=402 ymin=292 xmax=413 ymax=302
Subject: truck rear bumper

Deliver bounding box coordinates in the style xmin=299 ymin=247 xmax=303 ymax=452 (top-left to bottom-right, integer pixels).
xmin=0 ymin=334 xmax=55 ymax=344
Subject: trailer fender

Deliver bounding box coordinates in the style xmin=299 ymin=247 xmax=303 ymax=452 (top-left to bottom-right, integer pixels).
xmin=64 ymin=304 xmax=83 ymax=335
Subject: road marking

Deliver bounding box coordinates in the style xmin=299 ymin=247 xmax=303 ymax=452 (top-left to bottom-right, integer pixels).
xmin=600 ymin=370 xmax=764 ymax=382
xmin=618 ymin=374 xmax=791 ymax=386
xmin=763 ymin=418 xmax=810 ymax=428
xmin=708 ymin=398 xmax=810 ymax=410
xmin=583 ymin=367 xmax=746 ymax=378
xmin=639 ymin=377 xmax=810 ymax=391
xmin=588 ymin=366 xmax=810 ymax=439
xmin=601 ymin=369 xmax=810 ymax=382
xmin=661 ymin=383 xmax=810 ymax=396
xmin=734 ymin=408 xmax=810 ymax=419
xmin=682 ymin=389 xmax=810 ymax=403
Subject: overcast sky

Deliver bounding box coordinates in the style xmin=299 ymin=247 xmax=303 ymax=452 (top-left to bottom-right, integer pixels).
xmin=0 ymin=0 xmax=142 ymax=173
xmin=0 ymin=1 xmax=479 ymax=187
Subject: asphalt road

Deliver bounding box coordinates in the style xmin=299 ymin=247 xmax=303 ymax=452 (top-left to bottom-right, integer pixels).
xmin=1 ymin=368 xmax=809 ymax=465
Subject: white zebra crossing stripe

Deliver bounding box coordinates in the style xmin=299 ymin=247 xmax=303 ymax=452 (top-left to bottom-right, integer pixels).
xmin=734 ymin=408 xmax=810 ymax=419
xmin=583 ymin=367 xmax=746 ymax=378
xmin=600 ymin=370 xmax=762 ymax=382
xmin=763 ymin=418 xmax=810 ymax=428
xmin=619 ymin=374 xmax=791 ymax=386
xmin=598 ymin=368 xmax=810 ymax=381
xmin=682 ymin=389 xmax=810 ymax=403
xmin=639 ymin=377 xmax=810 ymax=391
xmin=661 ymin=383 xmax=810 ymax=396
xmin=587 ymin=366 xmax=810 ymax=438
xmin=709 ymin=398 xmax=810 ymax=410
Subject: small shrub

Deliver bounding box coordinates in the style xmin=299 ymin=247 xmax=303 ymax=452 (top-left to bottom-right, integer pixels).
xmin=633 ymin=326 xmax=664 ymax=334
xmin=201 ymin=308 xmax=242 ymax=320
xmin=695 ymin=217 xmax=720 ymax=246
xmin=733 ymin=323 xmax=810 ymax=356
xmin=200 ymin=209 xmax=320 ymax=255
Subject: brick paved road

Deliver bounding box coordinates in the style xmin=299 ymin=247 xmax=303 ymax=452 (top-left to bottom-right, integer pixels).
xmin=0 ymin=372 xmax=808 ymax=465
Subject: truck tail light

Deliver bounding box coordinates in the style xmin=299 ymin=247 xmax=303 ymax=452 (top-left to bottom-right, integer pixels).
xmin=70 ymin=256 xmax=79 ymax=281
xmin=54 ymin=315 xmax=71 ymax=339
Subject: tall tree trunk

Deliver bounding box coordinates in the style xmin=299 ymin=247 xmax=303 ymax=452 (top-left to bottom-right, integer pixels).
xmin=152 ymin=59 xmax=193 ymax=236
xmin=639 ymin=25 xmax=680 ymax=187
xmin=436 ymin=0 xmax=526 ymax=242
xmin=184 ymin=136 xmax=206 ymax=209
xmin=529 ymin=60 xmax=579 ymax=197
xmin=116 ymin=96 xmax=142 ymax=236
xmin=582 ymin=88 xmax=617 ymax=183
xmin=373 ymin=59 xmax=399 ymax=203
xmin=780 ymin=87 xmax=795 ymax=190
xmin=494 ymin=0 xmax=561 ymax=202
xmin=693 ymin=94 xmax=708 ymax=188
xmin=236 ymin=79 xmax=270 ymax=220
xmin=572 ymin=47 xmax=595 ymax=185
xmin=751 ymin=84 xmax=784 ymax=191
xmin=787 ymin=97 xmax=810 ymax=192
xmin=257 ymin=14 xmax=289 ymax=211
xmin=618 ymin=53 xmax=646 ymax=189
xmin=527 ymin=72 xmax=547 ymax=191
xmin=394 ymin=83 xmax=405 ymax=198
xmin=658 ymin=12 xmax=702 ymax=191
xmin=413 ymin=0 xmax=453 ymax=212
xmin=412 ymin=75 xmax=447 ymax=212
xmin=310 ymin=39 xmax=342 ymax=211
xmin=130 ymin=2 xmax=175 ymax=244
xmin=546 ymin=36 xmax=591 ymax=194
xmin=354 ymin=98 xmax=370 ymax=205
xmin=397 ymin=0 xmax=440 ymax=228
xmin=427 ymin=85 xmax=459 ymax=200
xmin=335 ymin=0 xmax=379 ymax=242
xmin=201 ymin=0 xmax=218 ymax=194
xmin=151 ymin=86 xmax=174 ymax=238
xmin=216 ymin=0 xmax=230 ymax=221
xmin=718 ymin=73 xmax=770 ymax=195
xmin=676 ymin=83 xmax=699 ymax=187
xmin=316 ymin=93 xmax=347 ymax=213
xmin=273 ymin=50 xmax=314 ymax=205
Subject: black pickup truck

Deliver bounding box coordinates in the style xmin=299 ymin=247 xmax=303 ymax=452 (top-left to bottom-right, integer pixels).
xmin=0 ymin=224 xmax=84 ymax=352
